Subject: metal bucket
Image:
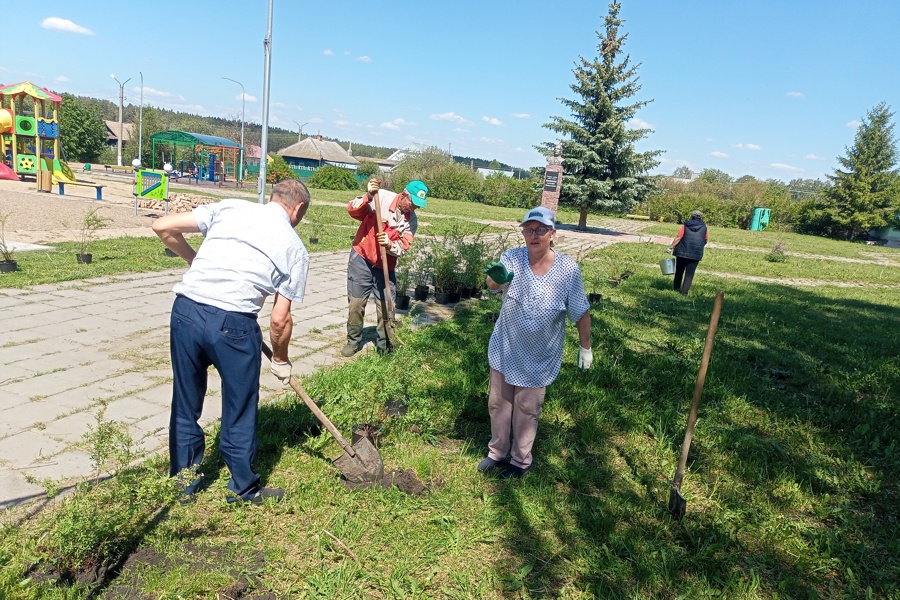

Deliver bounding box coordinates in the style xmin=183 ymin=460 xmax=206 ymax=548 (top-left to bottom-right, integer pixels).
xmin=660 ymin=258 xmax=675 ymax=275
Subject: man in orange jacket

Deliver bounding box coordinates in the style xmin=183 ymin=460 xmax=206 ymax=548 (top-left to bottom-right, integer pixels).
xmin=342 ymin=178 xmax=428 ymax=355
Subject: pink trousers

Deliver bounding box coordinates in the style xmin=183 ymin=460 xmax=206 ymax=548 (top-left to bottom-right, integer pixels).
xmin=487 ymin=368 xmax=547 ymax=469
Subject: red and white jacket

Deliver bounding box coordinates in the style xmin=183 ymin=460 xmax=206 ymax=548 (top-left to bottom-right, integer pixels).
xmin=347 ymin=189 xmax=417 ymax=271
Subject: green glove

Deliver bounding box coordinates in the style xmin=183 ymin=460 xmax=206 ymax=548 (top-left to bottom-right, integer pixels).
xmin=484 ymin=261 xmax=514 ymax=284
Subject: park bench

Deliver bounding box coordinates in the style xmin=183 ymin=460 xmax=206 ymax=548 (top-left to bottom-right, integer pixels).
xmin=58 ymin=181 xmax=105 ymax=200
xmin=103 ymin=164 xmax=134 ymax=174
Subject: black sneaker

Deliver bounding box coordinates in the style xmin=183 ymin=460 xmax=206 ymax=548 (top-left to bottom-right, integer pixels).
xmin=499 ymin=464 xmax=532 ymax=479
xmin=477 ymin=456 xmax=510 ymax=472
xmin=232 ymin=487 xmax=285 ymax=505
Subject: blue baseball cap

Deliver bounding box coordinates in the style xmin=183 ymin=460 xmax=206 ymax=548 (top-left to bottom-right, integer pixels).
xmin=521 ymin=206 xmax=556 ymax=229
xmin=405 ymin=180 xmax=428 ymax=208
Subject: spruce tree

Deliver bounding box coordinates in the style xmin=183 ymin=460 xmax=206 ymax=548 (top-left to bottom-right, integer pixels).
xmin=540 ymin=1 xmax=661 ymax=229
xmin=817 ymin=102 xmax=900 ymax=240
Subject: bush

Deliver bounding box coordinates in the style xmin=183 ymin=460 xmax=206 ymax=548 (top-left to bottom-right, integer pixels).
xmin=266 ymin=154 xmax=299 ymax=184
xmin=307 ymin=164 xmax=359 ymax=191
xmin=392 ymin=147 xmax=482 ymax=201
xmin=477 ymin=173 xmax=541 ymax=208
xmin=356 ymin=159 xmax=381 ymax=178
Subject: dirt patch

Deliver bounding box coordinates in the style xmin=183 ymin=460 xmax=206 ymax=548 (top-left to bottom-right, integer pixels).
xmin=341 ymin=467 xmax=441 ymax=495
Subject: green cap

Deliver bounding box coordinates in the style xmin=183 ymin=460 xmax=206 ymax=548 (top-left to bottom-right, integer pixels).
xmin=405 ymin=180 xmax=428 ymax=208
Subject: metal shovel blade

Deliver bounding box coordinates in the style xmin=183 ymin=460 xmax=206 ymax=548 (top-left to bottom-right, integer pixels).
xmin=668 ymin=485 xmax=686 ymax=520
xmin=334 ymin=436 xmax=384 ymax=484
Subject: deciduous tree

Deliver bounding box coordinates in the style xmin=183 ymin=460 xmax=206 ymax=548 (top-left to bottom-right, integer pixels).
xmin=58 ymin=94 xmax=106 ymax=163
xmin=539 ymin=1 xmax=662 ymax=228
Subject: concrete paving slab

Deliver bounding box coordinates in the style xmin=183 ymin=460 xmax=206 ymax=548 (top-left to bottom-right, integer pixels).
xmin=0 ymin=431 xmax=66 ymax=469
xmin=20 ymin=449 xmax=96 ymax=484
xmin=133 ymin=385 xmax=174 ymax=408
xmin=0 ymin=471 xmax=44 ymax=510
xmin=2 ymin=371 xmax=81 ymax=399
xmin=40 ymin=388 xmax=106 ymax=414
xmin=43 ymin=410 xmax=100 ymax=445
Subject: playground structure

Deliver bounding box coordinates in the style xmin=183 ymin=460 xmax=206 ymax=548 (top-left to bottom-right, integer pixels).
xmin=149 ymin=130 xmax=242 ymax=185
xmin=0 ymin=81 xmax=77 ymax=184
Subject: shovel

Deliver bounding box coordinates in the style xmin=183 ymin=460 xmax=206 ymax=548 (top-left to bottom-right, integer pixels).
xmin=261 ymin=342 xmax=384 ymax=484
xmin=669 ymin=289 xmax=724 ymax=519
xmin=371 ymin=185 xmax=396 ymax=350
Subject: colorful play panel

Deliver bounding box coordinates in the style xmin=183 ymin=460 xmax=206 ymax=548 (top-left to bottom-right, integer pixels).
xmin=0 ymin=81 xmax=76 ymax=183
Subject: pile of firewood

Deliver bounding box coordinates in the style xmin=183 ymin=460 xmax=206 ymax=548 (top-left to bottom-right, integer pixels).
xmin=136 ymin=193 xmax=215 ymax=213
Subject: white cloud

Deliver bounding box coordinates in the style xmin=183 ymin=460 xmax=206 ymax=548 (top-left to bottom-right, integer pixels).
xmin=511 ymin=113 xmax=531 ymax=119
xmin=41 ymin=17 xmax=94 ymax=35
xmin=240 ymin=92 xmax=258 ymax=102
xmin=54 ymin=75 xmax=70 ymax=83
xmin=627 ymin=117 xmax=652 ymax=130
xmin=786 ymin=91 xmax=804 ymax=98
xmin=804 ymin=153 xmax=825 ymax=160
xmin=323 ymin=49 xmax=333 ymax=56
xmin=334 ymin=119 xmax=349 ymax=126
xmin=710 ymin=151 xmax=729 ymax=158
xmin=142 ymin=87 xmax=183 ymax=100
xmin=482 ymin=116 xmax=503 ymax=126
xmin=431 ymin=112 xmax=472 ymax=125
xmin=770 ymin=163 xmax=803 ymax=173
xmin=732 ymin=143 xmax=761 ymax=150
xmin=356 ymin=55 xmax=372 ymax=63
xmin=845 ymin=120 xmax=862 ymax=128
xmin=477 ymin=136 xmax=503 ymax=145
xmin=380 ymin=118 xmax=406 ymax=130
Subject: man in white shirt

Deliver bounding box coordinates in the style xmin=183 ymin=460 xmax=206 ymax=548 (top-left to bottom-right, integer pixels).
xmin=152 ymin=179 xmax=310 ymax=504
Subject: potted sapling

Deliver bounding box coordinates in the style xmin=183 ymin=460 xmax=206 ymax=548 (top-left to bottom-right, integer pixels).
xmin=0 ymin=212 xmax=16 ymax=274
xmin=395 ymin=258 xmax=412 ymax=311
xmin=75 ymin=207 xmax=111 ymax=264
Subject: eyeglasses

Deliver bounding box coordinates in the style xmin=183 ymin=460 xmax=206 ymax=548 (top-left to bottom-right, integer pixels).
xmin=521 ymin=226 xmax=553 ymax=237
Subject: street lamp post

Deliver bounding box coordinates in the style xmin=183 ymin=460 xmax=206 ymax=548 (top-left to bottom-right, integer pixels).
xmin=222 ymin=76 xmax=245 ymax=187
xmin=292 ymin=120 xmax=308 ymax=142
xmin=111 ymin=74 xmax=131 ymax=167
xmin=138 ymin=72 xmax=143 ymax=166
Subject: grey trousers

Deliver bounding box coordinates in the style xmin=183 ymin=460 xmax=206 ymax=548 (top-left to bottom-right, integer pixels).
xmin=346 ymin=249 xmax=396 ymax=351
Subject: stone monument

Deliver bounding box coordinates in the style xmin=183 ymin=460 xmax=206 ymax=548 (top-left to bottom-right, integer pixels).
xmin=540 ymin=142 xmax=564 ymax=213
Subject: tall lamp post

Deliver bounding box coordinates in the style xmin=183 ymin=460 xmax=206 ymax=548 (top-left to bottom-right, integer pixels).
xmin=292 ymin=120 xmax=308 ymax=142
xmin=222 ymin=76 xmax=245 ymax=186
xmin=138 ymin=72 xmax=143 ymax=166
xmin=257 ymin=0 xmax=273 ymax=204
xmin=111 ymin=74 xmax=131 ymax=167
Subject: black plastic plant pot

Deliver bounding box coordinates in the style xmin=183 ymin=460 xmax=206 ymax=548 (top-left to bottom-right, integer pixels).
xmin=309 ymin=237 xmax=319 ymax=244
xmin=396 ymin=295 xmax=411 ymax=310
xmin=589 ymin=292 xmax=602 ymax=303
xmin=76 ymin=253 xmax=92 ymax=264
xmin=413 ymin=285 xmax=429 ymax=301
xmin=0 ymin=260 xmax=17 ymax=273
xmin=459 ymin=287 xmax=473 ymax=299
xmin=164 ymin=248 xmax=178 ymax=257
xmin=434 ymin=291 xmax=450 ymax=305
xmin=448 ymin=291 xmax=462 ymax=304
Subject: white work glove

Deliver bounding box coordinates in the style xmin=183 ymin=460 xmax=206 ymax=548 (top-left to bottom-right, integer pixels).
xmin=270 ymin=359 xmax=292 ymax=384
xmin=376 ymin=231 xmax=390 ymax=247
xmin=577 ymin=347 xmax=593 ymax=370
xmin=666 ymin=247 xmax=673 ymax=254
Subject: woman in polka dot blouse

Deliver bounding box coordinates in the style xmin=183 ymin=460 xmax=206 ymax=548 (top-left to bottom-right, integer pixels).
xmin=478 ymin=206 xmax=593 ymax=479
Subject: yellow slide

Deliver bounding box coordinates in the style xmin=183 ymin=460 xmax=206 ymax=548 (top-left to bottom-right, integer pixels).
xmin=49 ymin=158 xmax=77 ymax=184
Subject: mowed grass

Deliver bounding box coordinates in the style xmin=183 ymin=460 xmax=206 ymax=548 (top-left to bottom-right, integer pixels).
xmin=2 ymin=228 xmax=900 ymax=598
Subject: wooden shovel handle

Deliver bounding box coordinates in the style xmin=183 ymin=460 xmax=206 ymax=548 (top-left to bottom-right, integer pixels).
xmin=371 ymin=190 xmax=395 ymax=318
xmin=261 ymin=342 xmax=355 ymax=457
xmin=673 ymin=290 xmax=724 ymax=489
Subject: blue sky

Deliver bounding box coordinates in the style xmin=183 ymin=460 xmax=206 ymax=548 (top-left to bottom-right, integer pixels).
xmin=3 ymin=1 xmax=898 ymax=182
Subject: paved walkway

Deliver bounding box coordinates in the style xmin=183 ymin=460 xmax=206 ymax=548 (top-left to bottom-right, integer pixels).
xmin=0 ymin=220 xmax=665 ymax=511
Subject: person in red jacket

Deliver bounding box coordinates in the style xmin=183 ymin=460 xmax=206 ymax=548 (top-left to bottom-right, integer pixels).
xmin=342 ymin=178 xmax=428 ymax=355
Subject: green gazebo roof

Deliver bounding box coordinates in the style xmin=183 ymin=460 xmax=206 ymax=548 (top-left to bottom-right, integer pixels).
xmin=150 ymin=130 xmax=240 ymax=148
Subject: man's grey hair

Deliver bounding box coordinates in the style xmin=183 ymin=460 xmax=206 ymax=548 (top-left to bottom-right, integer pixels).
xmin=691 ymin=209 xmax=703 ymax=219
xmin=272 ymin=179 xmax=310 ymax=208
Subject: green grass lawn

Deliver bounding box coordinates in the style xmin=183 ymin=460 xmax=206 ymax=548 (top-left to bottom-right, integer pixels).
xmin=2 ymin=226 xmax=899 ymax=598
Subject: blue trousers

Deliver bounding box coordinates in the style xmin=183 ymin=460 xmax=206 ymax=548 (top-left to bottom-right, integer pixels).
xmin=169 ymin=295 xmax=262 ymax=500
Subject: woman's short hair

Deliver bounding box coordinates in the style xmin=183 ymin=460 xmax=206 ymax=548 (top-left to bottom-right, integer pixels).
xmin=691 ymin=210 xmax=703 ymax=219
